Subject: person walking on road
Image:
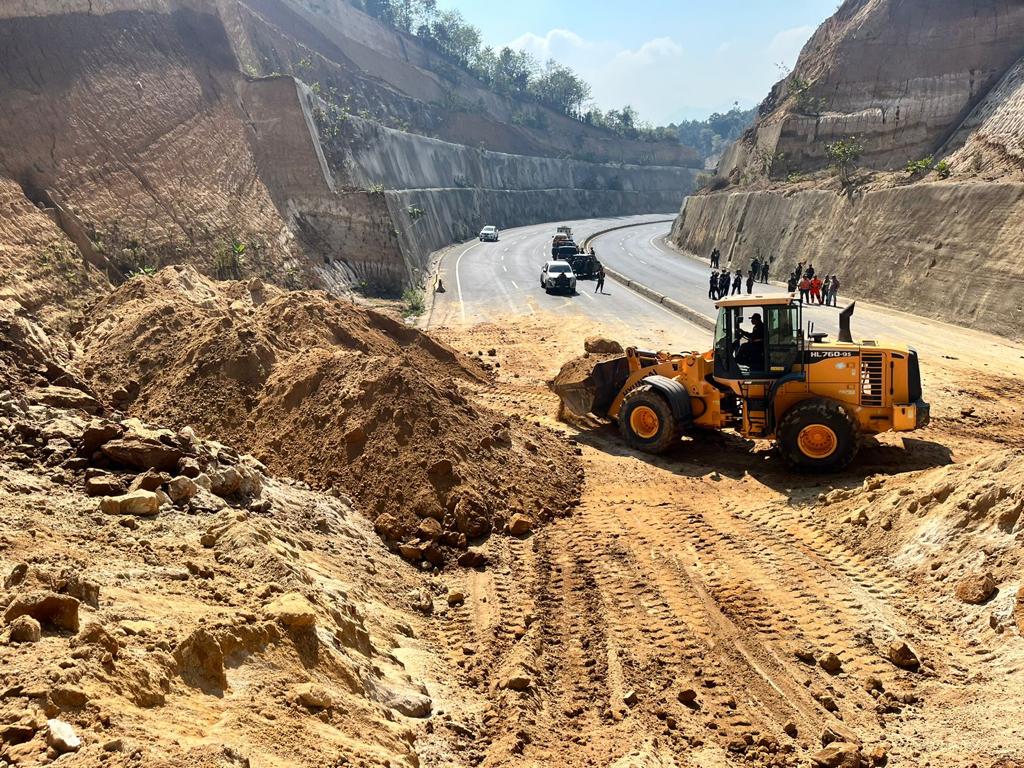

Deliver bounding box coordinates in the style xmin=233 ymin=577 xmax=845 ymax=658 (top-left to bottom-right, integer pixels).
xmin=787 ymin=274 xmax=798 ymax=293
xmin=710 ymin=247 xmax=721 ymax=269
xmin=719 ymin=270 xmax=730 ymax=299
xmin=746 ymin=270 xmax=755 ymax=295
xmin=709 ymin=270 xmax=719 ymax=300
xmin=594 ymin=265 xmax=606 ymax=294
xmin=760 ymin=261 xmax=770 ymax=284
xmin=731 ymin=269 xmax=743 ymax=296
xmin=751 ymin=257 xmax=761 ymax=279
xmin=798 ymin=275 xmax=811 ymax=303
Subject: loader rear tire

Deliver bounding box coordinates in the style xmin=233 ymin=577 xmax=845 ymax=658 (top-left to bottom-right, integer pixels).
xmin=618 ymin=386 xmax=681 ymax=455
xmin=777 ymin=399 xmax=858 ymax=473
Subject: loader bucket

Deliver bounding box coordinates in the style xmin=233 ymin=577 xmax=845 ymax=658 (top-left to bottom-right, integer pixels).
xmin=552 ymin=355 xmax=630 ymax=418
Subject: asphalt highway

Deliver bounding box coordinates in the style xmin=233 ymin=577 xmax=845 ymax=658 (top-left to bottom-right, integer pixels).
xmin=429 ymin=215 xmax=1024 ymax=365
xmin=428 ymin=214 xmax=709 ymax=347
xmin=593 ymin=221 xmax=1024 ymax=361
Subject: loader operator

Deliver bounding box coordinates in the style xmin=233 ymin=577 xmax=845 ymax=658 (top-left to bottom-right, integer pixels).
xmin=734 ymin=312 xmax=765 ymax=368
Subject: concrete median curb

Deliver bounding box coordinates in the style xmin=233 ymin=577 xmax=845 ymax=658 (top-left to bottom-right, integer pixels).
xmin=585 ymin=221 xmax=717 ymax=332
xmin=601 ymin=266 xmax=716 ymax=331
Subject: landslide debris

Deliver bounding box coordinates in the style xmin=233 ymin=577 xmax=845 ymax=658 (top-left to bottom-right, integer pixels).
xmin=78 ymin=266 xmax=582 ymax=563
xmin=815 ymin=449 xmax=1024 ymax=620
xmin=0 ymin=359 xmax=438 ymax=767
xmin=551 ymin=347 xmax=628 ymax=419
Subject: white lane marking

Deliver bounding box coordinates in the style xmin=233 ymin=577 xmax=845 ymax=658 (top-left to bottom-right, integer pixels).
xmin=454 ymin=241 xmax=483 ymax=323
xmin=510 ymin=280 xmax=519 ymax=289
xmin=581 ymin=290 xmax=595 ymax=301
xmin=503 ymin=265 xmax=508 ymax=272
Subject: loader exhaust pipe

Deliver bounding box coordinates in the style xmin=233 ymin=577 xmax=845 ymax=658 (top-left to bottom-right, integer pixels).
xmin=838 ymin=302 xmax=856 ymax=344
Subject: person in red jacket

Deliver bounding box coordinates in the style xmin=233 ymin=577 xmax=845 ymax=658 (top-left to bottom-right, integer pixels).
xmin=810 ymin=275 xmax=823 ymax=304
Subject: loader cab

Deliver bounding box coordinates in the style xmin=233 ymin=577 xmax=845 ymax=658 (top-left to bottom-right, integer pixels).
xmin=713 ymin=297 xmax=803 ymax=380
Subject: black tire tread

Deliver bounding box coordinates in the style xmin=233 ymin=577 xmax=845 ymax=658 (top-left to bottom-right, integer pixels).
xmin=618 ymin=386 xmax=682 ymax=455
xmin=777 ymin=399 xmax=858 ymax=473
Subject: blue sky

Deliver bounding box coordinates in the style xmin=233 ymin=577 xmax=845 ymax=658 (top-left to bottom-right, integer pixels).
xmin=435 ymin=0 xmax=838 ymax=124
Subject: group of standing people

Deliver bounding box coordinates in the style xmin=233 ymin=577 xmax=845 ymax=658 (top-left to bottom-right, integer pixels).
xmin=707 ymin=248 xmax=772 ymax=300
xmin=707 ymin=248 xmax=842 ymax=307
xmin=786 ymin=263 xmax=840 ymax=306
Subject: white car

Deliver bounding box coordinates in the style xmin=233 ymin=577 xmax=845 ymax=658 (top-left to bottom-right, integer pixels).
xmin=540 ymin=260 xmax=577 ymax=295
xmin=479 ymin=225 xmax=499 ymax=242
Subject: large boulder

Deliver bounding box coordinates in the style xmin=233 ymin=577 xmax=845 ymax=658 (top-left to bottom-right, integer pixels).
xmin=28 ymin=386 xmax=100 ymax=414
xmin=887 ymin=640 xmax=920 ymax=671
xmin=167 ymin=476 xmax=198 ymax=504
xmin=99 ymin=490 xmax=160 ymax=517
xmin=583 ymin=337 xmax=624 ymax=355
xmin=811 ymin=742 xmax=861 ymax=768
xmin=46 ymin=719 xmax=81 ymax=754
xmin=101 ymin=438 xmax=183 ymax=472
xmin=80 ymin=421 xmax=123 ymax=455
xmin=954 ymin=571 xmax=997 ymax=605
xmin=4 ymin=591 xmax=80 ymax=632
xmin=84 ymin=474 xmax=127 ymax=497
xmin=8 ymin=615 xmax=42 ymax=643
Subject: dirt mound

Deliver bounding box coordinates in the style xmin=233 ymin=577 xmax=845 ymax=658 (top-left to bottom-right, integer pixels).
xmin=0 ymin=386 xmax=440 ymax=767
xmin=78 ymin=266 xmax=582 ymax=562
xmin=815 ymin=449 xmax=1024 ymax=609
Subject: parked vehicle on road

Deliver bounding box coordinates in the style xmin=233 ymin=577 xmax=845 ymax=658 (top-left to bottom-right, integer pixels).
xmin=479 ymin=225 xmax=499 ymax=242
xmin=552 ymin=226 xmax=574 ymax=255
xmin=540 ymin=260 xmax=577 ymax=295
xmin=557 ymin=245 xmax=601 ymax=279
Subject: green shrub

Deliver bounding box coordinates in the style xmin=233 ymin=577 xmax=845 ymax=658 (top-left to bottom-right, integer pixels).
xmin=402 ymin=287 xmax=425 ymax=316
xmin=905 ymin=155 xmax=934 ymax=177
xmin=935 ymin=159 xmax=952 ymax=179
xmin=825 ymin=137 xmax=863 ymax=185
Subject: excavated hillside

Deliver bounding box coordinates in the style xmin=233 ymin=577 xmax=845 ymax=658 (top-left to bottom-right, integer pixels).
xmin=76 ymin=266 xmax=582 ymax=562
xmin=0 ymin=0 xmax=695 ymax=310
xmin=673 ymin=0 xmax=1024 ymax=338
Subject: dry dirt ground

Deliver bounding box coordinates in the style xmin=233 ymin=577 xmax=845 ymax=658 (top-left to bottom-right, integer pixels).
xmin=426 ymin=312 xmax=1024 ymax=768
xmin=3 ymin=286 xmax=1024 ymax=768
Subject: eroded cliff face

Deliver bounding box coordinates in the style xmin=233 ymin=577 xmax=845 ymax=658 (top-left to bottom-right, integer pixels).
xmin=672 ymin=184 xmax=1024 ymax=337
xmin=675 ymin=0 xmax=1024 ymax=337
xmin=0 ymin=0 xmax=693 ymax=308
xmin=723 ymin=0 xmax=1024 ymax=178
xmin=0 ymin=1 xmax=376 ymax=313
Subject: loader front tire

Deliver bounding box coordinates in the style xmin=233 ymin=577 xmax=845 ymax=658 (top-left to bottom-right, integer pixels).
xmin=777 ymin=399 xmax=858 ymax=473
xmin=618 ymin=386 xmax=680 ymax=455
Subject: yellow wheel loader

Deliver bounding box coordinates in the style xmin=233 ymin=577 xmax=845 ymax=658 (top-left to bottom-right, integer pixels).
xmin=555 ymin=296 xmax=930 ymax=472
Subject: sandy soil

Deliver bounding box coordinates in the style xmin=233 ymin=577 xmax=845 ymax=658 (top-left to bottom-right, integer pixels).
xmin=425 ymin=311 xmax=1024 ymax=768
xmin=3 ymin=287 xmax=1023 ymax=768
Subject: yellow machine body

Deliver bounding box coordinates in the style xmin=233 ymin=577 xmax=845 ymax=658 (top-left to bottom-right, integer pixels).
xmin=577 ymin=295 xmax=929 ymax=470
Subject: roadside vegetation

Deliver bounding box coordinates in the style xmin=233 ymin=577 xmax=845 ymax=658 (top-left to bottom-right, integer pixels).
xmin=350 ymin=0 xmax=755 ymax=154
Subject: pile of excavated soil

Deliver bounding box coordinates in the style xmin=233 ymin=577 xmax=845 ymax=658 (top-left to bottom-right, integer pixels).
xmin=550 ymin=350 xmax=628 ymax=419
xmin=77 ymin=266 xmax=582 ymax=563
xmin=814 ymin=449 xmax=1024 ymax=623
xmin=0 ymin=379 xmax=443 ymax=767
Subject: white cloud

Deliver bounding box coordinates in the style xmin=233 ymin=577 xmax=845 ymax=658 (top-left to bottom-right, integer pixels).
xmin=504 ymin=30 xmax=688 ymax=124
xmin=501 ymin=24 xmax=816 ymax=124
